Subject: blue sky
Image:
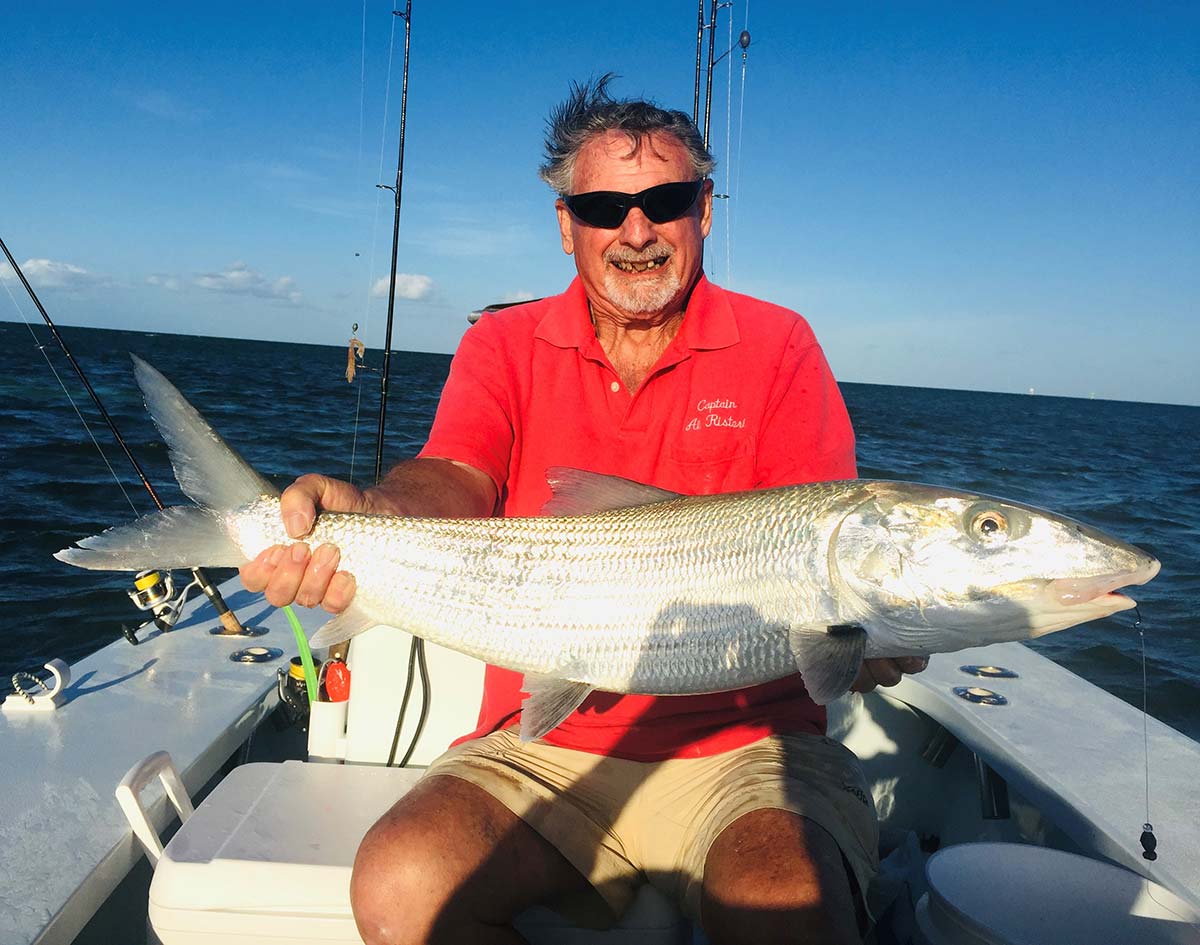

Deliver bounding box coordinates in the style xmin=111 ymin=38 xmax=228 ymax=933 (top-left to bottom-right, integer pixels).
xmin=1 ymin=2 xmax=1196 ymax=405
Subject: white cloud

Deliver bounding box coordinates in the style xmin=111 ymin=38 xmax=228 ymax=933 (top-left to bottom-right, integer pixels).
xmin=194 ymin=262 xmax=301 ymax=303
xmin=500 ymin=289 xmax=537 ymax=304
xmin=145 ymin=274 xmax=180 ymax=291
xmin=0 ymin=258 xmax=103 ymax=289
xmin=370 ymin=273 xmax=433 ymax=301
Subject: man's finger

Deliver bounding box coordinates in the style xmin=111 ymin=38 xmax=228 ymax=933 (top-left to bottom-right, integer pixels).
xmin=281 ymin=474 xmax=368 ymax=538
xmin=322 ymin=571 xmax=357 ymax=614
xmin=239 ymin=545 xmax=277 ymax=593
xmin=281 ymin=477 xmax=323 ymax=539
xmin=295 ymin=544 xmax=340 ymax=608
xmin=264 ymin=542 xmax=310 ymax=608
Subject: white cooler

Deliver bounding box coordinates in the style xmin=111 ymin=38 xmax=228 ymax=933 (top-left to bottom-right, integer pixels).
xmin=145 ymin=760 xmax=688 ymax=945
xmin=914 ymin=842 xmax=1200 ymax=945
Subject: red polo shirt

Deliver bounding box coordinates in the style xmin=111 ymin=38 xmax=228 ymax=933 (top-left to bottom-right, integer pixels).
xmin=418 ymin=275 xmax=856 ymax=760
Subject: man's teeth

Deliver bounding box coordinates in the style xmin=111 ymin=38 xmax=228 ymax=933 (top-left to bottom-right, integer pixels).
xmin=612 ymin=258 xmax=667 ymax=272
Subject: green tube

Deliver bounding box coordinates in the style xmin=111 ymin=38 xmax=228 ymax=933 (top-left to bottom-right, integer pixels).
xmin=282 ymin=604 xmax=319 ymax=704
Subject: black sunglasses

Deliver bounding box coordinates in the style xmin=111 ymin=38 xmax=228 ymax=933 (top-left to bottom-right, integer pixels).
xmin=563 ymin=180 xmax=704 ymax=229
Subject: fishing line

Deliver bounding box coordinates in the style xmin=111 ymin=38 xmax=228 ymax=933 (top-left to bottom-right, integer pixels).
xmin=2 ymin=275 xmax=141 ymax=516
xmin=357 ymin=0 xmax=368 ymax=174
xmin=2 ymin=235 xmax=249 ymax=645
xmin=1134 ymin=604 xmax=1158 ymax=861
xmin=724 ymin=4 xmax=733 ymax=286
xmin=734 ymin=1 xmax=750 ymax=288
xmin=349 ymin=6 xmax=401 ymax=486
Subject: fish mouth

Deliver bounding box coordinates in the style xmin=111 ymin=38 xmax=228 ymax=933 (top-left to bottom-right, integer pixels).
xmin=1045 ymin=555 xmax=1161 ymax=614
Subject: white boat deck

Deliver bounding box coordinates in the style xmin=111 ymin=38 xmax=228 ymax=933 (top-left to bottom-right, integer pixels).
xmin=0 ymin=582 xmax=314 ymax=945
xmin=3 ymin=580 xmax=1199 ymax=944
xmin=887 ymin=642 xmax=1200 ymax=911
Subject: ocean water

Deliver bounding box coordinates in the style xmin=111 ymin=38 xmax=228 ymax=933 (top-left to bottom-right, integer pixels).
xmin=1 ymin=320 xmax=1197 ymax=739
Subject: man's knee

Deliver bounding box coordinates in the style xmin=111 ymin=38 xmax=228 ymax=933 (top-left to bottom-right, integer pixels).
xmin=701 ymin=809 xmax=862 ymax=945
xmin=350 ymin=778 xmax=514 ymax=945
xmin=351 ymin=808 xmax=451 ymax=945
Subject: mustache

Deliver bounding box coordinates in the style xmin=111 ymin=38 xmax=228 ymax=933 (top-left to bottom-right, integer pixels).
xmin=604 ymin=243 xmax=674 ymax=264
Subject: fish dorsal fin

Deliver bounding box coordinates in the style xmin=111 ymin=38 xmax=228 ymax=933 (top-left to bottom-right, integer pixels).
xmin=787 ymin=623 xmax=867 ymax=705
xmin=519 ymin=673 xmax=595 ymax=741
xmin=132 ymin=354 xmax=279 ymax=510
xmin=542 ymin=467 xmax=679 ymax=517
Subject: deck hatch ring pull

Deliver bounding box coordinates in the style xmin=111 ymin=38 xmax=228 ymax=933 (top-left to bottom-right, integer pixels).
xmin=960 ymin=664 xmax=1018 ymax=679
xmin=953 ymin=686 xmax=1007 ymax=706
xmin=230 ymin=646 xmax=284 ymax=663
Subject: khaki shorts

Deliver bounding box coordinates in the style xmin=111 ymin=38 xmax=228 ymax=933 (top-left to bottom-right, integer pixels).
xmin=424 ymin=727 xmax=879 ymax=928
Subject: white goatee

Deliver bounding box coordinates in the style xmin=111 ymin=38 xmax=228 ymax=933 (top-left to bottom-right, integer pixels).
xmin=602 ymin=246 xmax=683 ymax=314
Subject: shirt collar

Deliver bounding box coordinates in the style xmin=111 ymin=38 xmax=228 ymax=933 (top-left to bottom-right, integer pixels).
xmin=534 ymin=273 xmax=740 ymax=351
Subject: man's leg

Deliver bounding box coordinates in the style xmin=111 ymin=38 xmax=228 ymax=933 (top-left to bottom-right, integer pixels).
xmin=350 ymin=774 xmax=592 ymax=945
xmin=700 ymin=808 xmax=863 ymax=945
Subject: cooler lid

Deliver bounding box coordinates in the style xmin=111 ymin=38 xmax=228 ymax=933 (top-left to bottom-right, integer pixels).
xmin=150 ymin=761 xmax=423 ymax=915
xmin=925 ymin=842 xmax=1200 ymax=945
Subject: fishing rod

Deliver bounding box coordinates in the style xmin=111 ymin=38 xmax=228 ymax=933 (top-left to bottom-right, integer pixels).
xmin=0 ymin=234 xmax=248 ymax=641
xmin=693 ymin=0 xmax=751 ymax=150
xmin=374 ymin=0 xmax=413 ymax=486
xmin=369 ymin=1 xmax=432 ymax=767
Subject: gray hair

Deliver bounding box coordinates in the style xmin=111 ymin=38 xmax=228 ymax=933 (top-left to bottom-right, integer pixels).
xmin=539 ymin=73 xmax=716 ymax=195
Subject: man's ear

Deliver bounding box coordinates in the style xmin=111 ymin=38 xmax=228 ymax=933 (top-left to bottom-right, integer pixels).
xmin=555 ymin=199 xmax=575 ymax=255
xmin=699 ymin=179 xmax=714 ymax=238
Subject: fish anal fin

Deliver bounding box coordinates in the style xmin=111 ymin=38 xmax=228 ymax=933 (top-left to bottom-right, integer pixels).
xmin=541 ymin=467 xmax=679 ymax=517
xmin=519 ymin=674 xmax=595 ymax=742
xmin=788 ymin=623 xmax=867 ymax=705
xmin=307 ymin=603 xmax=381 ymax=649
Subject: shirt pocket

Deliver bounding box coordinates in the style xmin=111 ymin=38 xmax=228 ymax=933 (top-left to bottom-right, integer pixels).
xmin=664 ymin=436 xmax=757 ymax=494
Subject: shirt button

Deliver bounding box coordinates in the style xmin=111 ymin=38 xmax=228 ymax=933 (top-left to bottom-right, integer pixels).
xmin=610 ymin=381 xmax=620 ymax=393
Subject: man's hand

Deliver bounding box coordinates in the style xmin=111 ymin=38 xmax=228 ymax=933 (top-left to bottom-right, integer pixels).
xmin=239 ymin=458 xmax=496 ymax=615
xmin=850 ymin=656 xmax=929 ymax=693
xmin=239 ymin=474 xmax=365 ymax=614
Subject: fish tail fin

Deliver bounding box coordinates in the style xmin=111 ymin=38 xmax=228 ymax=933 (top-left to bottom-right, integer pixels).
xmin=56 ymin=357 xmax=275 ymax=572
xmin=130 ymin=354 xmax=278 ymax=510
xmin=54 ymin=506 xmax=244 ymax=571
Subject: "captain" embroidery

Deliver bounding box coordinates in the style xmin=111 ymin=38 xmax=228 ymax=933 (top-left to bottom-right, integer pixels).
xmin=684 ymin=398 xmax=746 ymax=431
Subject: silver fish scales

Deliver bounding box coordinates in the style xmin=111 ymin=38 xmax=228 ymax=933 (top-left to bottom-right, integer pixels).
xmin=56 ymin=357 xmax=1160 ymax=740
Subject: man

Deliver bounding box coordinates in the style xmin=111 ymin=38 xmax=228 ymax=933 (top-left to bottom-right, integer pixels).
xmin=242 ymin=77 xmax=925 ymax=945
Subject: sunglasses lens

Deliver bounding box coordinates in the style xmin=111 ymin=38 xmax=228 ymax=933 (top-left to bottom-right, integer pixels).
xmin=565 ymin=181 xmax=702 ymax=228
xmin=566 ymin=193 xmax=627 ymax=229
xmin=641 ymin=182 xmax=702 ymax=223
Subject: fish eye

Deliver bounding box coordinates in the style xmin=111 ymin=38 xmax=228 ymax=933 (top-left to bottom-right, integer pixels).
xmin=969 ymin=508 xmax=1009 ymax=541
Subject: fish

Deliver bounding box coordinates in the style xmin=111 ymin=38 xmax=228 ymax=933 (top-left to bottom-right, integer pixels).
xmin=55 ymin=356 xmax=1160 ymax=741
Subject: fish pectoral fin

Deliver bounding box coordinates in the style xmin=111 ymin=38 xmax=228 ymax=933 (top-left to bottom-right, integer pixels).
xmin=519 ymin=674 xmax=595 ymax=742
xmin=788 ymin=623 xmax=867 ymax=705
xmin=307 ymin=603 xmax=381 ymax=649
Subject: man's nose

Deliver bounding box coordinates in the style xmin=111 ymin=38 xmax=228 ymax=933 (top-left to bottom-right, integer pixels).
xmin=618 ymin=207 xmax=657 ymax=249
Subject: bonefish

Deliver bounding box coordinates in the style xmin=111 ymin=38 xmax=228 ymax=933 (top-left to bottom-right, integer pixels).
xmin=56 ymin=356 xmax=1159 ymax=740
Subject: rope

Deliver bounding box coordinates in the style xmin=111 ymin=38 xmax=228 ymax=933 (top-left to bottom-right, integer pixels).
xmin=10 ymin=671 xmax=49 ymax=705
